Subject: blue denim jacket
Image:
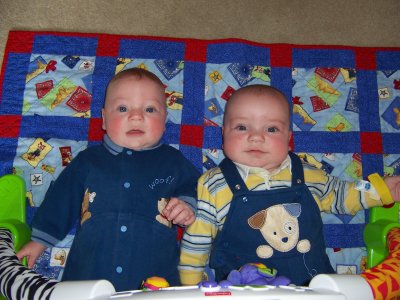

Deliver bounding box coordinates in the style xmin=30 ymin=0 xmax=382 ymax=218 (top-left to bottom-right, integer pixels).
xmin=32 ymin=135 xmax=199 ymax=291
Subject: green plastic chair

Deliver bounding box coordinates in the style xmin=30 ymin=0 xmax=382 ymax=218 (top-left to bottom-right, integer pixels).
xmin=0 ymin=174 xmax=30 ymax=256
xmin=0 ymin=174 xmax=31 ymax=300
xmin=364 ymin=203 xmax=400 ymax=268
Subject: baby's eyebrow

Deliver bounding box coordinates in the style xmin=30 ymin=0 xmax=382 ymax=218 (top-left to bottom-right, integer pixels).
xmin=228 ymin=116 xmax=248 ymax=122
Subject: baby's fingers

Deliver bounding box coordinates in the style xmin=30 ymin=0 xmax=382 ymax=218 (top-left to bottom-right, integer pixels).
xmin=172 ymin=208 xmax=195 ymax=225
xmin=181 ymin=213 xmax=196 ymax=226
xmin=16 ymin=247 xmax=28 ymax=261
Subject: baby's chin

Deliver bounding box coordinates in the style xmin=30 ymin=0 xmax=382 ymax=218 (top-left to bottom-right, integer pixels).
xmin=244 ymin=160 xmax=281 ymax=172
xmin=124 ymin=141 xmax=160 ymax=151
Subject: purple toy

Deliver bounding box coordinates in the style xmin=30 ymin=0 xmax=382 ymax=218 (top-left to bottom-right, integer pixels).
xmin=219 ymin=263 xmax=291 ymax=288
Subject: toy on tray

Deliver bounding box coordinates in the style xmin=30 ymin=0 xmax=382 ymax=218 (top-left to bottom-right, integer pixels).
xmin=141 ymin=276 xmax=170 ymax=291
xmin=218 ymin=263 xmax=291 ymax=287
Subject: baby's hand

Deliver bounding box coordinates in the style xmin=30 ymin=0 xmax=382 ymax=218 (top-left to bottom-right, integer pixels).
xmin=385 ymin=175 xmax=400 ymax=202
xmin=16 ymin=240 xmax=47 ymax=268
xmin=162 ymin=197 xmax=195 ymax=226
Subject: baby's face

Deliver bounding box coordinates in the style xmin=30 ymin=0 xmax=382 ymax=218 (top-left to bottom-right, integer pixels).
xmin=102 ymin=76 xmax=166 ymax=150
xmin=222 ymin=92 xmax=291 ymax=171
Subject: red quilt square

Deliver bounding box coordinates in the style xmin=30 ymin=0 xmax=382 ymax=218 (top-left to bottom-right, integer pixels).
xmin=184 ymin=39 xmax=207 ymax=62
xmin=270 ymin=45 xmax=292 ymax=67
xmin=360 ymin=132 xmax=383 ymax=154
xmin=6 ymin=31 xmax=34 ymax=53
xmin=88 ymin=118 xmax=105 ymax=141
xmin=0 ymin=115 xmax=22 ymax=138
xmin=96 ymin=34 xmax=121 ymax=57
xmin=289 ymin=134 xmax=294 ymax=152
xmin=355 ymin=48 xmax=376 ymax=70
xmin=180 ymin=125 xmax=203 ymax=148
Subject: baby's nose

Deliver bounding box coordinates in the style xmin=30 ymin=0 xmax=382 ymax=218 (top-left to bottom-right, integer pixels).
xmin=248 ymin=130 xmax=264 ymax=142
xmin=129 ymin=109 xmax=143 ymax=119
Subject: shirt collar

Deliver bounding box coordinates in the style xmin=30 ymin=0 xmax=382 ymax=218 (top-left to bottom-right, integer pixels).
xmin=103 ymin=134 xmax=162 ymax=155
xmin=233 ymin=154 xmax=292 ymax=181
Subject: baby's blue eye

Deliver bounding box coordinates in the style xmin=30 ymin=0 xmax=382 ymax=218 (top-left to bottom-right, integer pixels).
xmin=145 ymin=107 xmax=156 ymax=113
xmin=118 ymin=106 xmax=127 ymax=112
xmin=235 ymin=125 xmax=247 ymax=131
xmin=267 ymin=127 xmax=278 ymax=133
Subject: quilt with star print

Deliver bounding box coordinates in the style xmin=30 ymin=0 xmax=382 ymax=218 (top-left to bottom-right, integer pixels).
xmin=0 ymin=31 xmax=399 ymax=280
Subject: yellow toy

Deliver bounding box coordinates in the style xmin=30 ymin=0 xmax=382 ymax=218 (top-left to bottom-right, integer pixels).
xmin=142 ymin=276 xmax=170 ymax=291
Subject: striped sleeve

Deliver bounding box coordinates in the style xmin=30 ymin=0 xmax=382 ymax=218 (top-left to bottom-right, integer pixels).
xmin=179 ymin=167 xmax=232 ymax=285
xmin=303 ymin=163 xmax=383 ymax=215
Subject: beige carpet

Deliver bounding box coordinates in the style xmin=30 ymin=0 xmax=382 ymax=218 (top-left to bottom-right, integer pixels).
xmin=1 ymin=0 xmax=400 ymax=68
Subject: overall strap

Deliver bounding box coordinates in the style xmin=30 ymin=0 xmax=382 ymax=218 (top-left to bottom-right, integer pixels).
xmin=219 ymin=158 xmax=249 ymax=193
xmin=289 ymin=151 xmax=305 ymax=186
xmin=220 ymin=152 xmax=304 ymax=192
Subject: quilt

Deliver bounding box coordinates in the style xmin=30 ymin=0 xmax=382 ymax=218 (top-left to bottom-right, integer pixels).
xmin=0 ymin=30 xmax=399 ymax=281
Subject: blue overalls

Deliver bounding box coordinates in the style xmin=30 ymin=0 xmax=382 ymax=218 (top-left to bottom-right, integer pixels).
xmin=209 ymin=152 xmax=334 ymax=286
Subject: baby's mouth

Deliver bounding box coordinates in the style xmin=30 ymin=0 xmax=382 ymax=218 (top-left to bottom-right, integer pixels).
xmin=247 ymin=149 xmax=265 ymax=153
xmin=127 ymin=129 xmax=144 ymax=135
